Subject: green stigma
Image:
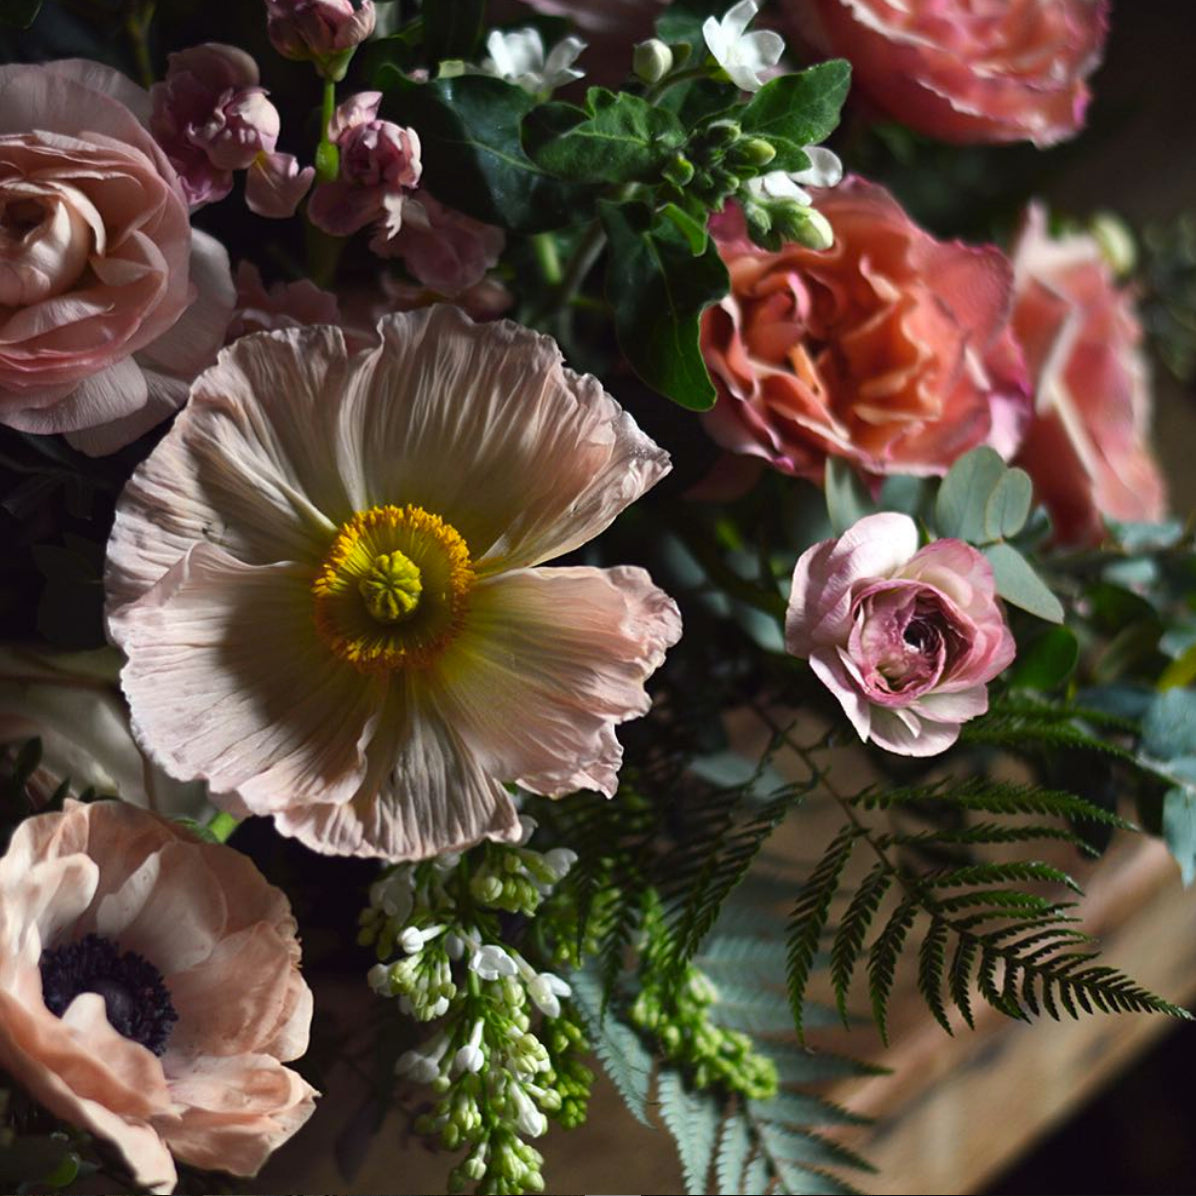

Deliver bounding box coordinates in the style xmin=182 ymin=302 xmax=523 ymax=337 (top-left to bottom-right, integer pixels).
xmin=359 ymin=550 xmax=423 ymax=623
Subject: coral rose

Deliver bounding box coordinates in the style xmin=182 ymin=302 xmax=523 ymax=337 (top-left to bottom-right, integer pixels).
xmin=0 ymin=61 xmax=234 ymax=454
xmin=106 ymin=306 xmax=681 ymax=861
xmin=785 ymin=0 xmax=1109 ymax=147
xmin=701 ymin=177 xmax=1029 ymax=483
xmin=1010 ymin=204 xmax=1166 ymax=546
xmin=786 ymin=513 xmax=1015 ymax=756
xmin=0 ymin=799 xmax=316 ymax=1192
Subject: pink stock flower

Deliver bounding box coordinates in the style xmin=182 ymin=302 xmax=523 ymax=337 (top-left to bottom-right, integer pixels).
xmin=1010 ymin=204 xmax=1167 ymax=546
xmin=701 ymin=177 xmax=1030 ymax=484
xmin=787 ymin=513 xmax=1015 ymax=757
xmin=383 ymin=193 xmax=505 ymax=295
xmin=106 ymin=306 xmax=681 ymax=861
xmin=266 ymin=0 xmax=377 ymax=77
xmin=785 ymin=0 xmax=1109 ymax=147
xmin=246 ymin=150 xmax=315 ymax=219
xmin=307 ymin=92 xmax=421 ymax=242
xmin=0 ymin=60 xmax=234 ymax=455
xmin=228 ymin=260 xmax=342 ymax=340
xmin=0 ymin=799 xmax=316 ymax=1193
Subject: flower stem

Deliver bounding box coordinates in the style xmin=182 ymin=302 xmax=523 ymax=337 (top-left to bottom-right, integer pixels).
xmin=125 ymin=2 xmax=157 ymax=90
xmin=315 ymin=78 xmax=340 ymax=183
xmin=205 ymin=811 xmax=240 ymax=844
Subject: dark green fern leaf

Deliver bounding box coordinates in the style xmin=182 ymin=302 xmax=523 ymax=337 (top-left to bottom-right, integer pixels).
xmin=830 ymin=862 xmax=893 ymax=1028
xmin=867 ymin=895 xmax=919 ymax=1043
xmin=917 ymin=916 xmax=952 ymax=1034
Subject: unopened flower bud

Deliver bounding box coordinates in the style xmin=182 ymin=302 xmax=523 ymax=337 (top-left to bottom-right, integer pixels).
xmin=633 ymin=38 xmax=674 ymax=84
xmin=266 ymin=0 xmax=376 ymax=79
xmin=662 ymin=154 xmax=695 ymax=189
xmin=705 ymin=118 xmax=742 ymax=148
xmin=733 ymin=137 xmax=776 ymax=168
xmin=773 ymin=202 xmax=834 ymax=250
xmin=1090 ymin=210 xmax=1136 ymax=277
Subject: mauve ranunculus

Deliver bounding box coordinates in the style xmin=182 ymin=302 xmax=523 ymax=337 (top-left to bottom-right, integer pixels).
xmin=701 ymin=177 xmax=1029 ymax=483
xmin=785 ymin=0 xmax=1108 ymax=147
xmin=1010 ymin=203 xmax=1166 ymax=546
xmin=787 ymin=513 xmax=1015 ymax=756
xmin=266 ymin=0 xmax=376 ymax=69
xmin=0 ymin=60 xmax=234 ymax=455
xmin=0 ymin=799 xmax=316 ymax=1193
xmin=383 ymin=193 xmax=505 ymax=296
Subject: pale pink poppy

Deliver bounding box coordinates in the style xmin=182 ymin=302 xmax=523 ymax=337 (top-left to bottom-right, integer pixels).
xmin=785 ymin=0 xmax=1108 ymax=147
xmin=786 ymin=513 xmax=1015 ymax=756
xmin=1010 ymin=204 xmax=1166 ymax=545
xmin=0 ymin=60 xmax=234 ymax=455
xmin=0 ymin=799 xmax=316 ymax=1192
xmin=106 ymin=306 xmax=681 ymax=860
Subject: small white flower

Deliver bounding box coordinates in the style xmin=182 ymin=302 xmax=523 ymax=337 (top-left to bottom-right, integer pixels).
xmin=482 ymin=27 xmax=586 ymax=93
xmin=744 ymin=148 xmax=843 ymax=207
xmin=703 ymin=0 xmax=784 ymax=93
xmin=517 ymin=814 xmax=538 ymax=846
xmin=541 ymin=846 xmax=578 ymax=882
xmin=527 ymin=971 xmax=571 ymax=1019
xmin=399 ymin=922 xmax=445 ymax=955
xmin=444 ymin=931 xmax=465 ymax=961
xmin=509 ymin=1083 xmax=549 ymax=1138
xmin=395 ymin=1032 xmax=450 ymax=1084
xmin=367 ymin=962 xmax=392 ymax=994
xmin=451 ymin=1020 xmax=487 ymax=1076
xmin=370 ymin=867 xmax=415 ymax=920
xmin=469 ymin=942 xmax=519 ymax=980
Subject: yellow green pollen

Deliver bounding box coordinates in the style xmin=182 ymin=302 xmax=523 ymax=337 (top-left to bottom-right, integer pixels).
xmin=312 ymin=504 xmax=474 ymax=673
xmin=359 ymin=550 xmax=422 ymax=623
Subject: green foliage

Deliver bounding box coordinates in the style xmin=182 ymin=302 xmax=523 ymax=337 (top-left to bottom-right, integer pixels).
xmin=378 ymin=73 xmax=589 ymax=232
xmin=983 ymin=542 xmax=1064 ymax=623
xmin=0 ymin=0 xmax=40 ymax=28
xmin=524 ymin=88 xmax=687 ymax=184
xmin=1008 ymin=625 xmax=1080 ymax=690
xmin=737 ymin=63 xmax=853 ymax=173
xmin=785 ymin=775 xmax=1186 ymax=1045
xmin=601 ymin=200 xmax=728 ymax=410
xmin=422 ymin=0 xmax=484 ymax=62
xmin=824 ymin=458 xmax=875 ymax=536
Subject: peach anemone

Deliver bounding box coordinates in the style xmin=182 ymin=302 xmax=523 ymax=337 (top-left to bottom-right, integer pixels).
xmin=0 ymin=799 xmax=315 ymax=1193
xmin=106 ymin=306 xmax=682 ymax=860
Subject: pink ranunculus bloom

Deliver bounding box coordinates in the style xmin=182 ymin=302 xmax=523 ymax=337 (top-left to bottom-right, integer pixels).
xmin=150 ymin=44 xmax=281 ymax=207
xmin=0 ymin=60 xmax=235 ymax=455
xmin=307 ymin=92 xmax=421 ymax=242
xmin=381 ymin=193 xmax=505 ymax=295
xmin=0 ymin=799 xmax=316 ymax=1193
xmin=105 ymin=306 xmax=682 ymax=861
xmin=701 ymin=177 xmax=1030 ymax=484
xmin=1010 ymin=204 xmax=1167 ymax=546
xmin=785 ymin=0 xmax=1109 ymax=148
xmin=787 ymin=513 xmax=1015 ymax=757
xmin=266 ymin=0 xmax=377 ymax=74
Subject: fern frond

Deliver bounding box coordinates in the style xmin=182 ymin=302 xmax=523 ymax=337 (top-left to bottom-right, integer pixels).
xmin=867 ymin=895 xmax=918 ymax=1044
xmin=752 ymin=1089 xmax=871 ymax=1129
xmin=917 ymin=916 xmax=951 ymax=1034
xmin=924 ymin=860 xmax=1082 ymax=894
xmin=830 ymin=862 xmax=893 ymax=1028
xmin=657 ymin=1071 xmax=721 ymax=1195
xmin=787 ymin=824 xmax=860 ymax=1042
xmin=716 ymin=1108 xmax=752 ymax=1195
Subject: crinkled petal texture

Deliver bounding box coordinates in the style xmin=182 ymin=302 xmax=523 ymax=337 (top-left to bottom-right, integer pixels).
xmin=107 ymin=306 xmax=680 ymax=860
xmin=0 ymin=800 xmax=315 ymax=1193
xmin=0 ymin=61 xmax=234 ymax=453
xmin=787 ymin=0 xmax=1108 ymax=147
xmin=701 ymin=178 xmax=1030 ymax=485
xmin=786 ymin=513 xmax=1013 ymax=757
xmin=1009 ymin=203 xmax=1166 ymax=546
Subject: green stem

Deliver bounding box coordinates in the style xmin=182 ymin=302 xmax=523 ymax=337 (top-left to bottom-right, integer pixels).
xmin=643 ymin=64 xmax=710 ymax=106
xmin=205 ymin=811 xmax=240 ymax=844
xmin=531 ymin=233 xmax=563 ymax=286
xmin=315 ymin=79 xmax=340 ymax=183
xmin=125 ymin=2 xmax=156 ymax=90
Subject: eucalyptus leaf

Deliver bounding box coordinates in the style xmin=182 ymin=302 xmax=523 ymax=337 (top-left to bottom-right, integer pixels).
xmin=1142 ymin=688 xmax=1196 ymax=759
xmin=524 ymin=88 xmax=686 ymax=184
xmin=601 ymin=200 xmax=728 ymax=409
xmin=935 ymin=446 xmax=1006 ymax=542
xmin=1160 ymin=641 xmax=1196 ymax=691
xmin=984 ymin=466 xmax=1033 ymax=540
xmin=1163 ymin=780 xmax=1196 ymax=886
xmin=824 ymin=458 xmax=875 ymax=535
xmin=1008 ymin=625 xmax=1079 ymax=690
xmin=379 ymin=72 xmax=590 ymax=232
xmin=983 ymin=542 xmax=1064 ymax=623
xmin=738 ymin=61 xmax=852 ymax=172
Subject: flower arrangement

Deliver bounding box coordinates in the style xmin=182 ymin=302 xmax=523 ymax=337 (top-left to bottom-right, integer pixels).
xmin=0 ymin=1 xmax=1193 ymax=1193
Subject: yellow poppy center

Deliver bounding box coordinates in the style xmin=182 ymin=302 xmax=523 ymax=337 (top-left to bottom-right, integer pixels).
xmin=312 ymin=504 xmax=474 ymax=672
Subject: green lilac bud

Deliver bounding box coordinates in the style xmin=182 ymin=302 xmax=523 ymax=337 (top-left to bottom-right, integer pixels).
xmin=633 ymin=38 xmax=675 ymax=83
xmin=772 ymin=203 xmax=834 ymax=251
xmin=735 ymin=137 xmax=776 ymax=168
xmin=704 ymin=119 xmax=742 ymax=148
xmin=662 ymin=154 xmax=695 ymax=189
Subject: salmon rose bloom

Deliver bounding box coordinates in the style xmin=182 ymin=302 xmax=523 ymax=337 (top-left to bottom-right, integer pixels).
xmin=106 ymin=306 xmax=681 ymax=860
xmin=0 ymin=800 xmax=316 ymax=1193
xmin=1010 ymin=204 xmax=1166 ymax=546
xmin=701 ymin=178 xmax=1029 ymax=482
xmin=786 ymin=513 xmax=1015 ymax=756
xmin=785 ymin=0 xmax=1108 ymax=147
xmin=0 ymin=61 xmax=234 ymax=454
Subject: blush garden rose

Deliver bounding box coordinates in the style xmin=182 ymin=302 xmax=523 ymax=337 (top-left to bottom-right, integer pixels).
xmin=701 ymin=177 xmax=1030 ymax=484
xmin=786 ymin=513 xmax=1015 ymax=757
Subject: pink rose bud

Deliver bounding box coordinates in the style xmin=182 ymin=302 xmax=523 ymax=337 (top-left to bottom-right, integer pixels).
xmin=246 ymin=150 xmax=315 ymax=219
xmin=265 ymin=0 xmax=376 ymax=78
xmin=307 ymin=92 xmax=421 ymax=239
xmin=786 ymin=513 xmax=1015 ymax=757
xmin=150 ymin=43 xmax=282 ymax=207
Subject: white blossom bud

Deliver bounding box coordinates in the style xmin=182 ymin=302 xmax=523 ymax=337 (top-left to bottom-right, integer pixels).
xmin=633 ymin=38 xmax=673 ymax=84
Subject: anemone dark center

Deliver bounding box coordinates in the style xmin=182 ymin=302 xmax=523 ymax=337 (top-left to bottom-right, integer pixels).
xmin=39 ymin=933 xmax=177 ymax=1056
